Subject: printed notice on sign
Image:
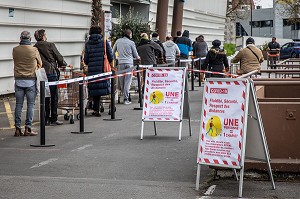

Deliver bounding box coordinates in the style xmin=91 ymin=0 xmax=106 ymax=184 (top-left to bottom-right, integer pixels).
xmin=198 ymin=80 xmax=247 ymax=167
xmin=142 ymin=68 xmax=185 ymax=121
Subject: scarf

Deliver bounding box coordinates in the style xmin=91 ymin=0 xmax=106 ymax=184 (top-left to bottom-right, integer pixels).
xmin=19 ymin=39 xmax=31 ymax=45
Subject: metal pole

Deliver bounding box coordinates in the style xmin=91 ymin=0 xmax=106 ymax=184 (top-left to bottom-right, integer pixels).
xmin=250 ymin=3 xmax=253 ymax=36
xmin=71 ymin=80 xmax=92 ymax=134
xmin=134 ymin=65 xmax=143 ymax=110
xmin=104 ymin=70 xmax=122 ymax=121
xmin=191 ymin=58 xmax=195 ymax=91
xmin=40 ymin=81 xmax=45 ymax=145
xmin=31 ymin=81 xmax=55 ymax=147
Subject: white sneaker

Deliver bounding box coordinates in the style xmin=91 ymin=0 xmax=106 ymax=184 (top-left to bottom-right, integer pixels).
xmin=124 ymin=100 xmax=132 ymax=105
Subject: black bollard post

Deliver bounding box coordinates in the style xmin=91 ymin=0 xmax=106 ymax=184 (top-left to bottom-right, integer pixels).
xmin=31 ymin=81 xmax=55 ymax=147
xmin=199 ymin=59 xmax=202 ymax=87
xmin=71 ymin=80 xmax=92 ymax=134
xmin=178 ymin=58 xmax=181 ymax=67
xmin=134 ymin=65 xmax=143 ymax=110
xmin=190 ymin=58 xmax=196 ymax=91
xmin=104 ymin=70 xmax=122 ymax=121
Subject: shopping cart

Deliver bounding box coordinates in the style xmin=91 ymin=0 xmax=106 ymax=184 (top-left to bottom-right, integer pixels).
xmin=57 ymin=67 xmax=82 ymax=124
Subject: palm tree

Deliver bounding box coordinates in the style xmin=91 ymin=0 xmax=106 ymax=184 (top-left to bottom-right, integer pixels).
xmin=91 ymin=0 xmax=102 ymax=26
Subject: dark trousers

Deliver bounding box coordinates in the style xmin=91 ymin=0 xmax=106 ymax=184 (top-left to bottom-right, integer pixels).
xmin=93 ymin=96 xmax=101 ymax=112
xmin=46 ymin=75 xmax=58 ymax=122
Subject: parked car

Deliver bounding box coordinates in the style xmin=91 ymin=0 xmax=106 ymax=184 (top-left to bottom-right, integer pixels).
xmin=280 ymin=42 xmax=300 ymax=59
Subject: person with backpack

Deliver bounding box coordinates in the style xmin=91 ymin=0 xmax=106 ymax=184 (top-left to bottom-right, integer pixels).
xmin=231 ymin=37 xmax=264 ymax=74
xmin=176 ymin=30 xmax=193 ymax=67
xmin=202 ymin=39 xmax=229 ymax=78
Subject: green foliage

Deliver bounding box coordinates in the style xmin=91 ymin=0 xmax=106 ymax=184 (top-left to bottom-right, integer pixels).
xmin=223 ymin=43 xmax=236 ymax=56
xmin=260 ymin=42 xmax=268 ymax=51
xmin=111 ymin=8 xmax=152 ymax=46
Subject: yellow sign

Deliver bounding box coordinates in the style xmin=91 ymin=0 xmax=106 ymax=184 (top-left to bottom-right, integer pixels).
xmin=206 ymin=116 xmax=222 ymax=137
xmin=150 ymin=90 xmax=164 ymax=105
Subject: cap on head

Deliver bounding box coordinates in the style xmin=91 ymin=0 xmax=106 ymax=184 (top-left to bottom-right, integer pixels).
xmin=20 ymin=31 xmax=31 ymax=40
xmin=246 ymin=37 xmax=255 ymax=45
xmin=34 ymin=29 xmax=45 ymax=41
xmin=212 ymin=39 xmax=221 ymax=47
xmin=152 ymin=32 xmax=159 ymax=38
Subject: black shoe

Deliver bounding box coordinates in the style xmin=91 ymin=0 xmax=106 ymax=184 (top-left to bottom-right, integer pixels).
xmin=51 ymin=120 xmax=63 ymax=125
xmin=92 ymin=111 xmax=101 ymax=117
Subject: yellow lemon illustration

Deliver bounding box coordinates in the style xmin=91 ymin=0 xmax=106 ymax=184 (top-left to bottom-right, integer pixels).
xmin=205 ymin=116 xmax=222 ymax=137
xmin=150 ymin=90 xmax=164 ymax=105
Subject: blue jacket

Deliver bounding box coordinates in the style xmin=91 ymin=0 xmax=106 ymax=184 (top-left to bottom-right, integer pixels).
xmin=84 ymin=34 xmax=113 ymax=97
xmin=176 ymin=30 xmax=193 ymax=59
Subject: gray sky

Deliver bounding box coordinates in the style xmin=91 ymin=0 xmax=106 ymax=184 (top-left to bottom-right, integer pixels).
xmin=256 ymin=0 xmax=273 ymax=8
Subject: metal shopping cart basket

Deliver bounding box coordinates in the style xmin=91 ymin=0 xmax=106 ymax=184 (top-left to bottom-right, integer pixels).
xmin=57 ymin=67 xmax=83 ymax=124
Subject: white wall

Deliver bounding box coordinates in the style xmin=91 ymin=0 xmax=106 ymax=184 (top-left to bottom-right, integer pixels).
xmin=0 ymin=0 xmax=92 ymax=95
xmin=149 ymin=0 xmax=227 ymax=44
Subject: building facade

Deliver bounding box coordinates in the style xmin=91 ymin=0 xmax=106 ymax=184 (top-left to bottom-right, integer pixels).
xmin=0 ymin=0 xmax=227 ymax=95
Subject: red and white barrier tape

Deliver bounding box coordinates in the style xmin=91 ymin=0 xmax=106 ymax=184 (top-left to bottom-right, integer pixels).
xmin=188 ymin=69 xmax=239 ymax=77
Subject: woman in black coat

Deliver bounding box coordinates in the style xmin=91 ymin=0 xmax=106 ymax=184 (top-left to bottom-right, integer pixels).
xmin=84 ymin=26 xmax=113 ymax=116
xmin=202 ymin=39 xmax=229 ymax=78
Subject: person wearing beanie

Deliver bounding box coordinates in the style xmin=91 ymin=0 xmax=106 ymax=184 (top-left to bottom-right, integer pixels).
xmin=151 ymin=32 xmax=166 ymax=63
xmin=137 ymin=33 xmax=163 ymax=65
xmin=202 ymin=39 xmax=229 ymax=78
xmin=12 ymin=31 xmax=42 ymax=136
xmin=34 ymin=29 xmax=68 ymax=125
xmin=231 ymin=37 xmax=264 ymax=74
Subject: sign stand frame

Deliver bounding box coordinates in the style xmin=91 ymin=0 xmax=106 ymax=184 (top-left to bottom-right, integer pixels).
xmin=195 ymin=78 xmax=275 ymax=198
xmin=140 ymin=67 xmax=192 ymax=141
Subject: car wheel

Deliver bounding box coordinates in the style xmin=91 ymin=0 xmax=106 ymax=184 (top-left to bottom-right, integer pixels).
xmin=291 ymin=52 xmax=297 ymax=58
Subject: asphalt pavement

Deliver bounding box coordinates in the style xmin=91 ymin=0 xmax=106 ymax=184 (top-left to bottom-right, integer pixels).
xmin=0 ymin=64 xmax=299 ymax=199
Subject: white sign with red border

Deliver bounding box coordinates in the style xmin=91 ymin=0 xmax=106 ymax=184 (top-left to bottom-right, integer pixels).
xmin=198 ymin=80 xmax=247 ymax=167
xmin=140 ymin=67 xmax=191 ymax=141
xmin=195 ymin=78 xmax=275 ymax=198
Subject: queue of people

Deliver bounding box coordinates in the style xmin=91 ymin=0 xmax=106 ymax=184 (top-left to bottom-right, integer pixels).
xmin=12 ymin=25 xmax=273 ymax=137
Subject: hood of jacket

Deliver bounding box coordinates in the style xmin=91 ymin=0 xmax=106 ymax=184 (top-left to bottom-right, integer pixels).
xmin=182 ymin=30 xmax=189 ymax=38
xmin=138 ymin=39 xmax=151 ymax=46
xmin=164 ymin=40 xmax=175 ymax=47
xmin=89 ymin=34 xmax=103 ymax=43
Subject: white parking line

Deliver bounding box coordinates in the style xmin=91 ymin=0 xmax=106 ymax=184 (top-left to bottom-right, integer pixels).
xmin=30 ymin=158 xmax=58 ymax=169
xmin=71 ymin=144 xmax=93 ymax=152
xmin=204 ymin=185 xmax=216 ymax=195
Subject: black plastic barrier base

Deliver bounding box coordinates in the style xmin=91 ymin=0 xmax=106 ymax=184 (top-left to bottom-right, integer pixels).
xmin=31 ymin=81 xmax=55 ymax=147
xmin=71 ymin=80 xmax=92 ymax=134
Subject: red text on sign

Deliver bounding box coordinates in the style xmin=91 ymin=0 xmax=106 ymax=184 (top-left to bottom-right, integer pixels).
xmin=210 ymin=88 xmax=228 ymax=94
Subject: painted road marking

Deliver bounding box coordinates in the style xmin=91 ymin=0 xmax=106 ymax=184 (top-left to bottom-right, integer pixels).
xmin=0 ymin=122 xmax=40 ymax=130
xmin=0 ymin=147 xmax=59 ymax=151
xmin=204 ymin=185 xmax=216 ymax=196
xmin=30 ymin=158 xmax=58 ymax=169
xmin=4 ymin=102 xmax=14 ymax=129
xmin=0 ymin=108 xmax=39 ymax=115
xmin=71 ymin=144 xmax=93 ymax=152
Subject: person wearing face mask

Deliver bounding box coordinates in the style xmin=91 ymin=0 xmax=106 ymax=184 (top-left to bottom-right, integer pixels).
xmin=112 ymin=29 xmax=140 ymax=105
xmin=34 ymin=29 xmax=68 ymax=125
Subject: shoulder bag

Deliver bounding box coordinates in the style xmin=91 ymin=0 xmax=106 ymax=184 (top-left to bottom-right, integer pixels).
xmin=103 ymin=40 xmax=112 ymax=73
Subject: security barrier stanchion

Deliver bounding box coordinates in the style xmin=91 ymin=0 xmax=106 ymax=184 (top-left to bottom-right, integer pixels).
xmin=104 ymin=70 xmax=122 ymax=121
xmin=134 ymin=65 xmax=143 ymax=110
xmin=71 ymin=79 xmax=92 ymax=134
xmin=199 ymin=59 xmax=202 ymax=87
xmin=31 ymin=81 xmax=55 ymax=147
xmin=190 ymin=58 xmax=197 ymax=91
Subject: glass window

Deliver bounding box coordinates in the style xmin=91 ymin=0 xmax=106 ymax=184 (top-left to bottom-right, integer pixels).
xmin=250 ymin=21 xmax=260 ymax=28
xmin=121 ymin=4 xmax=130 ymax=17
xmin=111 ymin=3 xmax=120 ymax=18
xmin=261 ymin=20 xmax=273 ymax=27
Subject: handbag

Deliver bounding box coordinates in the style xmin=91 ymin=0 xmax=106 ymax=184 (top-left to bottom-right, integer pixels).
xmin=35 ymin=68 xmax=51 ymax=97
xmin=103 ymin=39 xmax=112 ymax=73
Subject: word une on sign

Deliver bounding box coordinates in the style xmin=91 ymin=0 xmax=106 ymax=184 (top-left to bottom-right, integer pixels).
xmin=166 ymin=92 xmax=179 ymax=97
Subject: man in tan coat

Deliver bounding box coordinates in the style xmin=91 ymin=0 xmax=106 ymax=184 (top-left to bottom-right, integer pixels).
xmin=231 ymin=37 xmax=264 ymax=74
xmin=13 ymin=31 xmax=42 ymax=136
